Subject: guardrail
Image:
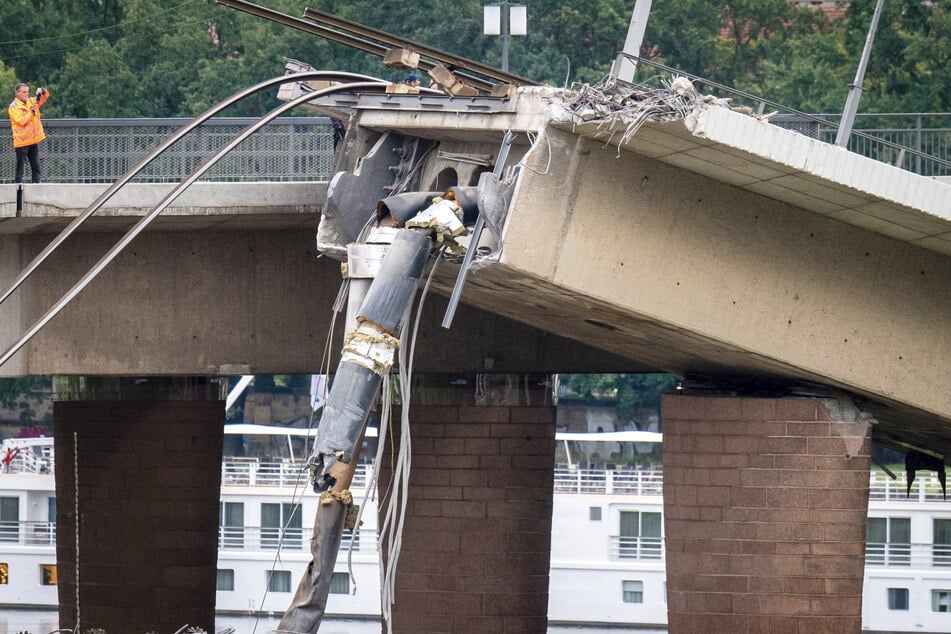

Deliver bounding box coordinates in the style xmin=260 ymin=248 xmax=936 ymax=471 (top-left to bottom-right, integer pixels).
xmin=553 ymin=467 xmax=663 ymax=496
xmin=609 ymin=535 xmax=664 ymax=562
xmin=0 ymin=117 xmax=335 ymax=184
xmin=0 ymin=520 xmax=57 ymax=546
xmin=866 ymin=542 xmax=951 ymax=569
xmin=869 ymin=471 xmax=950 ymax=503
xmin=218 ymin=525 xmax=377 ymax=554
xmin=2 ymin=108 xmax=948 ymax=184
xmin=221 ymin=458 xmax=372 ymax=490
xmin=620 ymin=53 xmax=951 ymax=178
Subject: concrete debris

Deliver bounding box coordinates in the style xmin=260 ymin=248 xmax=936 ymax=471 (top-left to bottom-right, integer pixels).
xmin=552 ymin=75 xmax=775 ymax=153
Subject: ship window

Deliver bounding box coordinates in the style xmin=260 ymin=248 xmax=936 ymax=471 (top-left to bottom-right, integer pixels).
xmin=932 ymin=590 xmax=951 ymax=612
xmin=888 ymin=588 xmax=909 ymax=610
xmin=622 ymin=580 xmax=644 ymax=603
xmin=219 ymin=502 xmax=245 ymax=549
xmin=40 ymin=564 xmax=57 ymax=586
xmin=618 ymin=511 xmax=662 ymax=560
xmin=866 ymin=517 xmax=910 ymax=566
xmin=262 ymin=502 xmax=302 ymax=550
xmin=330 ymin=572 xmax=349 ymax=595
xmin=933 ymin=519 xmax=951 ymax=566
xmin=590 ymin=507 xmax=602 ymax=521
xmin=0 ymin=562 xmax=7 ymax=584
xmin=267 ymin=570 xmax=292 ymax=593
xmin=217 ymin=569 xmax=235 ymax=592
xmin=0 ymin=497 xmax=19 ymax=542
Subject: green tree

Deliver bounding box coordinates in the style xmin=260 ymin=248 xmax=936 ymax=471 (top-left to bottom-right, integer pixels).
xmin=0 ymin=377 xmax=52 ymax=427
xmin=0 ymin=60 xmax=18 ymax=96
xmin=563 ymin=373 xmax=679 ymax=427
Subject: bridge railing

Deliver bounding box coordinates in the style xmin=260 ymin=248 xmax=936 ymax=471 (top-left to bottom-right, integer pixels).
xmin=0 ymin=117 xmax=335 ymax=184
xmin=771 ymin=113 xmax=951 ymax=177
xmin=621 ymin=53 xmax=951 ymax=177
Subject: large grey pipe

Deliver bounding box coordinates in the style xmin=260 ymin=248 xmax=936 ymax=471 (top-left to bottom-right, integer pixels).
xmin=278 ymin=229 xmax=433 ymax=633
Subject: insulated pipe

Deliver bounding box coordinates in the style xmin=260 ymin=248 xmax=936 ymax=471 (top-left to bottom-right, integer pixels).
xmin=376 ymin=192 xmax=441 ymax=226
xmin=279 ymin=229 xmax=433 ymax=634
xmin=377 ymin=187 xmax=481 ymax=227
xmin=0 ymin=70 xmax=381 ymax=309
xmin=308 ymin=229 xmax=431 ymax=490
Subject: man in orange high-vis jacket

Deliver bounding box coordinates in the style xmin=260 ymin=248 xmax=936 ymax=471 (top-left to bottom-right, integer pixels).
xmin=8 ymin=83 xmax=50 ymax=183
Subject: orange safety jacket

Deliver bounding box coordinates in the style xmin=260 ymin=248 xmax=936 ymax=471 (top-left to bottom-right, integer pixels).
xmin=8 ymin=90 xmax=49 ymax=148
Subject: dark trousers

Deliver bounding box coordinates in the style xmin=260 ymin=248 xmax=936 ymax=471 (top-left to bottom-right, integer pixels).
xmin=14 ymin=143 xmax=41 ymax=183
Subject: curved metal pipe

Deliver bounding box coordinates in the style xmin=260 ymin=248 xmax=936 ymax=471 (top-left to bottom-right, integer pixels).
xmin=0 ymin=80 xmax=387 ymax=369
xmin=0 ymin=70 xmax=383 ymax=308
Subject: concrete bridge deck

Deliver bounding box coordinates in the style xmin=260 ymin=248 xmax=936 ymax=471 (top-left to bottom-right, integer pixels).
xmin=1 ymin=86 xmax=949 ymax=455
xmin=1 ymin=81 xmax=949 ymax=633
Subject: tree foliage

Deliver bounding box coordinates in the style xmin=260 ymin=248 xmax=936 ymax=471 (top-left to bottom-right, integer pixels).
xmin=563 ymin=373 xmax=679 ymax=427
xmin=1 ymin=0 xmax=948 ymax=119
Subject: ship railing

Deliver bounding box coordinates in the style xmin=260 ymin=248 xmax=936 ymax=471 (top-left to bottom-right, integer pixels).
xmin=869 ymin=471 xmax=951 ymax=503
xmin=0 ymin=520 xmax=57 ymax=546
xmin=1 ymin=438 xmax=55 ymax=476
xmin=221 ymin=458 xmax=373 ymax=489
xmin=608 ymin=535 xmax=664 ymax=562
xmin=217 ymin=525 xmax=378 ymax=554
xmin=865 ymin=542 xmax=951 ymax=569
xmin=553 ymin=466 xmax=663 ymax=496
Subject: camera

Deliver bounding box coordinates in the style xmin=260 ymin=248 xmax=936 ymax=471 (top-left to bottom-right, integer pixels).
xmin=35 ymin=87 xmax=45 ymax=98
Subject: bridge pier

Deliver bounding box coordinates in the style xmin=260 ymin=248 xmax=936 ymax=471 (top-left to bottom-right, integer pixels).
xmin=661 ymin=393 xmax=871 ymax=633
xmin=52 ymin=376 xmax=224 ymax=634
xmin=377 ymin=374 xmax=556 ymax=633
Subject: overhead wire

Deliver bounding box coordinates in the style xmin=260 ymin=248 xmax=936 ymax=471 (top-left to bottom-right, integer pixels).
xmin=0 ymin=0 xmax=201 ymax=46
xmin=0 ymin=9 xmax=230 ymax=64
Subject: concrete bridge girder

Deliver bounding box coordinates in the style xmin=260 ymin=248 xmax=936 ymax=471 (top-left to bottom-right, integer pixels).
xmin=0 ymin=183 xmax=635 ymax=377
xmin=465 ymin=122 xmax=950 ymax=454
xmin=1 ymin=85 xmax=949 ymax=456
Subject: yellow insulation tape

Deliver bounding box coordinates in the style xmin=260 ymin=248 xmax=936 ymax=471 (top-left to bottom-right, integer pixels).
xmin=340 ymin=327 xmax=400 ymax=375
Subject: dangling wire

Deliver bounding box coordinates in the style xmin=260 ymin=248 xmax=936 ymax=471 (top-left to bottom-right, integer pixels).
xmin=377 ymin=245 xmax=445 ymax=633
xmin=73 ymin=431 xmax=81 ymax=634
xmin=249 ymin=278 xmax=342 ymax=634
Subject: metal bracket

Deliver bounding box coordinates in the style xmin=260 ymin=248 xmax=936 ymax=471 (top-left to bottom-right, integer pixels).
xmin=441 ymin=130 xmax=514 ymax=329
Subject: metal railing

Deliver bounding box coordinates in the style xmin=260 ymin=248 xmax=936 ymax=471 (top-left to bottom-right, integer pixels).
xmin=0 ymin=117 xmax=335 ymax=184
xmin=218 ymin=525 xmax=377 ymax=553
xmin=221 ymin=458 xmax=372 ymax=490
xmin=621 ymin=53 xmax=951 ymax=177
xmin=771 ymin=113 xmax=951 ymax=177
xmin=866 ymin=542 xmax=951 ymax=569
xmin=609 ymin=535 xmax=664 ymax=562
xmin=869 ymin=471 xmax=951 ymax=503
xmin=553 ymin=467 xmax=663 ymax=496
xmin=0 ymin=520 xmax=57 ymax=546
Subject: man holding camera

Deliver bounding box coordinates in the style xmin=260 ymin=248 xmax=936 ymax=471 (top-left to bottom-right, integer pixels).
xmin=8 ymin=83 xmax=50 ymax=183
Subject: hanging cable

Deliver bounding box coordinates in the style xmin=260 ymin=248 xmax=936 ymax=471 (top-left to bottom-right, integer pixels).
xmin=376 ymin=246 xmax=444 ymax=632
xmin=249 ymin=282 xmax=343 ymax=634
xmin=73 ymin=431 xmax=81 ymax=633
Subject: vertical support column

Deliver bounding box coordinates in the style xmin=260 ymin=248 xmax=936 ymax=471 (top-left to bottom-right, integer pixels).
xmin=378 ymin=374 xmax=556 ymax=633
xmin=53 ymin=376 xmax=224 ymax=634
xmin=661 ymin=394 xmax=871 ymax=633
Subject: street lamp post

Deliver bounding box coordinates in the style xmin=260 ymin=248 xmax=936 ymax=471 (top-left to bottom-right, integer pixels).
xmin=484 ymin=1 xmax=526 ymax=72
